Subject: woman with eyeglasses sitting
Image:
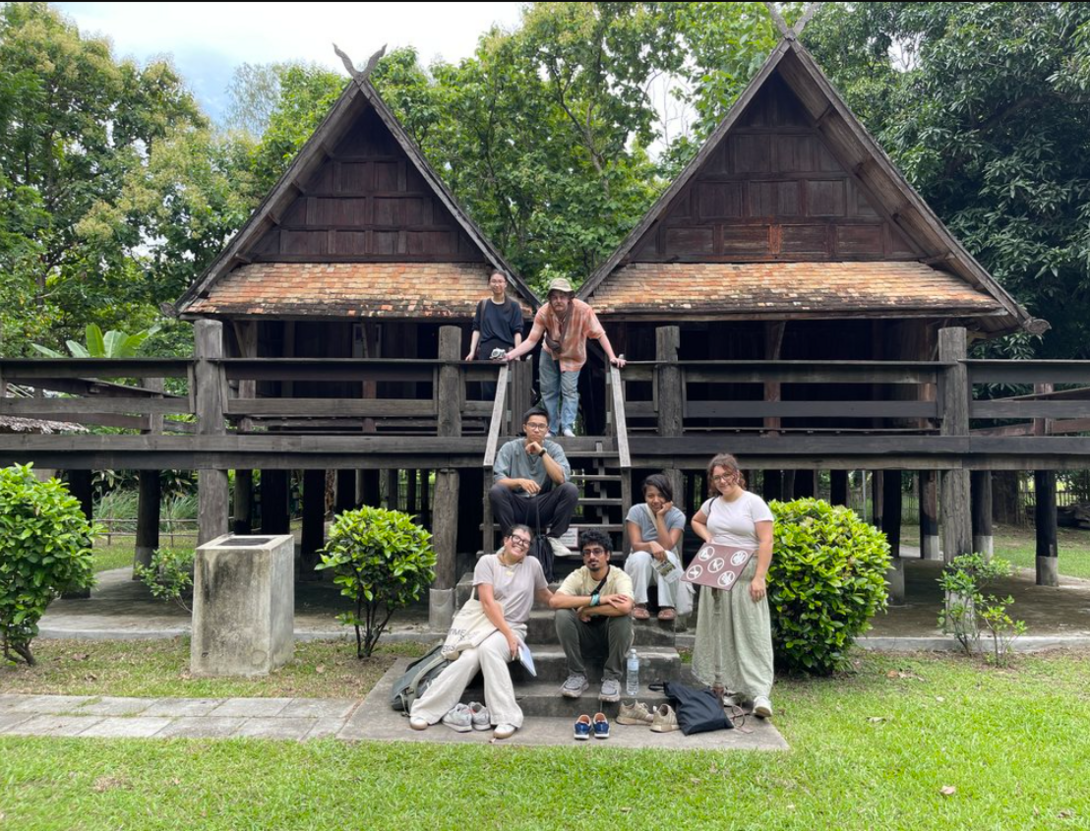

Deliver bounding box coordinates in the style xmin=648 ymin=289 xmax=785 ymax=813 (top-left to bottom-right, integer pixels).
xmin=409 ymin=525 xmax=552 ymax=740
xmin=690 ymin=453 xmax=776 ymax=719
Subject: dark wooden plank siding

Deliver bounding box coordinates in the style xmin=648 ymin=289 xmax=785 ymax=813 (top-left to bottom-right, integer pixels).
xmin=243 ymin=106 xmax=485 ymax=264
xmin=630 ymin=73 xmax=921 ymax=264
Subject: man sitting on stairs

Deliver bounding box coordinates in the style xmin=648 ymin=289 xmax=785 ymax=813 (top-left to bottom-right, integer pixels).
xmin=490 ymin=405 xmax=579 ymax=557
xmin=549 ymin=529 xmax=635 ymax=702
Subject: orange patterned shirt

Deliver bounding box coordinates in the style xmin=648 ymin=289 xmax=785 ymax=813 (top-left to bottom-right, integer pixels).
xmin=530 ymin=299 xmax=605 ymax=371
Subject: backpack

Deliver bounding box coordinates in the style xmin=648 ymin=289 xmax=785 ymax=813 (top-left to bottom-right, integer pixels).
xmin=390 ymin=644 xmax=452 ymax=712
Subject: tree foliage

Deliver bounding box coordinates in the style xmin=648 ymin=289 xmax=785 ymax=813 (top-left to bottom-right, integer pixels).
xmin=805 ymin=2 xmax=1090 ymax=358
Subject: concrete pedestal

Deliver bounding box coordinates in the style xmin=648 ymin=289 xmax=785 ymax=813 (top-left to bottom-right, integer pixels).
xmin=191 ymin=534 xmax=295 ymax=677
xmin=885 ymin=558 xmax=906 ymax=606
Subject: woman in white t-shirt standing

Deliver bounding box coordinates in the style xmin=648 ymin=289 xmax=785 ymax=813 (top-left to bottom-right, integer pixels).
xmin=690 ymin=453 xmax=776 ymax=719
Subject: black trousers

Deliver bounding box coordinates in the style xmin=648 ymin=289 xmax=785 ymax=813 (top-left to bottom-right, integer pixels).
xmin=489 ymin=482 xmax=579 ymax=537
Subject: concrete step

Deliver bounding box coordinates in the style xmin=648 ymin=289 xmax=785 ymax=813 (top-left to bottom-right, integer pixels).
xmin=506 ymin=646 xmax=681 ymax=685
xmin=524 ymin=610 xmax=675 ymax=647
xmin=457 ymin=680 xmax=673 ymax=719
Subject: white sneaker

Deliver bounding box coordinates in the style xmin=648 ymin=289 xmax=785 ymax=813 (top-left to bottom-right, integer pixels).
xmin=493 ymin=723 xmax=517 ymax=740
xmin=562 ymin=427 xmax=576 ymax=438
xmin=467 ymin=701 xmax=491 ymax=731
xmin=409 ymin=716 xmax=429 ymax=731
xmin=548 ymin=536 xmax=572 ymax=559
xmin=441 ymin=703 xmax=473 ymax=733
xmin=753 ymin=696 xmax=773 ymax=719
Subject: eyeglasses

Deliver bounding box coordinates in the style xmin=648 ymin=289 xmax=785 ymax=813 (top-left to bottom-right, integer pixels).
xmin=711 ymin=474 xmax=737 ymax=483
xmin=582 ymin=547 xmax=607 ymax=557
xmin=525 ymin=422 xmax=548 ymax=432
xmin=508 ymin=535 xmax=531 ymax=548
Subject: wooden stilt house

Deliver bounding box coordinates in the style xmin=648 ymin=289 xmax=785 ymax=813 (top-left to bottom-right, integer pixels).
xmin=171 ymin=75 xmax=539 ymax=575
xmin=577 ymin=36 xmax=1047 ymax=567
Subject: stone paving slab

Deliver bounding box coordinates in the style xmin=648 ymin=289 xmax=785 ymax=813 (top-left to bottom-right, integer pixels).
xmin=71 ymin=696 xmax=156 ymax=716
xmin=0 ymin=713 xmax=32 ymax=731
xmin=338 ymin=659 xmax=788 ymax=751
xmin=7 ymin=714 xmax=102 ymax=737
xmin=79 ymin=717 xmax=174 ymax=738
xmin=140 ymin=698 xmax=227 ymax=718
xmin=154 ymin=717 xmax=247 ymax=739
xmin=207 ymin=697 xmax=293 ymax=718
xmin=6 ymin=695 xmax=93 ymax=714
xmin=235 ymin=717 xmax=320 ymax=740
xmin=278 ymin=698 xmax=358 ymax=720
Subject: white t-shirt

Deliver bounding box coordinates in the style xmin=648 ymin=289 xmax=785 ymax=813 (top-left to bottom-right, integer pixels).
xmin=473 ymin=553 xmax=547 ymax=626
xmin=699 ymin=491 xmax=774 ymax=549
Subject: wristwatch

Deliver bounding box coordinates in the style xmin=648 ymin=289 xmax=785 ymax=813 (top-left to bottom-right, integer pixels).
xmin=538 ymin=448 xmax=547 ymax=457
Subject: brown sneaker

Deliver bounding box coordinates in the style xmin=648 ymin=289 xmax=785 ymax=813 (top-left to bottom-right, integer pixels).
xmin=650 ymin=703 xmax=680 ymax=733
xmin=617 ymin=700 xmax=655 ymax=725
xmin=632 ymin=604 xmax=651 ymax=621
xmin=657 ymin=607 xmax=676 ymax=621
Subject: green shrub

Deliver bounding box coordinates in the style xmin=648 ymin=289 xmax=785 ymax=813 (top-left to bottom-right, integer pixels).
xmin=768 ymin=498 xmax=892 ymax=674
xmin=133 ymin=548 xmax=195 ymax=613
xmin=316 ymin=506 xmax=435 ymax=658
xmin=0 ymin=464 xmax=97 ymax=665
xmin=938 ymin=553 xmax=1026 ymax=665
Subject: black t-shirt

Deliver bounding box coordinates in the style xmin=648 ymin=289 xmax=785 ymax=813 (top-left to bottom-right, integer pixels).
xmin=472 ymin=297 xmax=524 ymax=356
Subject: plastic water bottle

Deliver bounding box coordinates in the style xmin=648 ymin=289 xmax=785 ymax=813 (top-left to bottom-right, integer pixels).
xmin=626 ymin=648 xmax=640 ymax=696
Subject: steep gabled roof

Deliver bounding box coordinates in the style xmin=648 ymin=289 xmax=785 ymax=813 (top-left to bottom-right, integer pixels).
xmin=174 ymin=77 xmax=539 ymax=318
xmin=580 ymin=38 xmax=1046 ymax=337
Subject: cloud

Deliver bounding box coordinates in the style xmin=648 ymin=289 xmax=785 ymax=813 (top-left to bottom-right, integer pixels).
xmin=55 ymin=2 xmax=522 ymax=119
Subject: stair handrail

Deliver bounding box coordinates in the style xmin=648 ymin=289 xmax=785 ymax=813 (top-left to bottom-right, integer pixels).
xmin=609 ymin=363 xmax=631 ymax=470
xmin=483 ymin=363 xmax=510 ymax=469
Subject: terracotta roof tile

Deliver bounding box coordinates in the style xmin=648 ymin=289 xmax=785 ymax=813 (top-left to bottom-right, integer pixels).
xmin=186 ymin=263 xmax=533 ymax=319
xmin=587 ymin=262 xmax=1003 ymax=317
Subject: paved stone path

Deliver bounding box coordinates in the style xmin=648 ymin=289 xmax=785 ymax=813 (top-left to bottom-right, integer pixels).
xmin=0 ymin=693 xmax=360 ymax=741
xmin=0 ymin=663 xmax=790 ymax=750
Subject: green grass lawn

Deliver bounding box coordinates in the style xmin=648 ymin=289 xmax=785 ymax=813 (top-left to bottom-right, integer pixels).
xmin=91 ymin=539 xmax=197 ymax=574
xmin=3 ymin=646 xmax=1090 ymax=829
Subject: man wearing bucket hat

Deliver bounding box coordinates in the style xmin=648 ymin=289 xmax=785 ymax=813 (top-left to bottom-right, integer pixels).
xmin=502 ymin=277 xmax=625 ymax=437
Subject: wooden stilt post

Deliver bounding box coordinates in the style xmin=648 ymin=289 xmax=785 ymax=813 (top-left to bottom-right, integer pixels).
xmin=385 ymin=469 xmax=400 ymax=511
xmin=430 ymin=326 xmax=462 ymax=630
xmin=335 ymin=470 xmax=356 ymax=515
xmin=919 ymin=471 xmax=941 ymax=560
xmin=232 ymin=470 xmax=253 ymax=534
xmin=971 ymin=471 xmax=994 ymax=560
xmin=871 ymin=471 xmax=884 ymax=530
xmin=406 ymin=469 xmax=418 ymax=516
xmin=300 ymin=469 xmax=325 ymax=579
xmin=194 ymin=319 xmax=229 ymax=546
xmin=830 ymin=470 xmax=848 ymax=506
xmin=358 ymin=470 xmax=380 ymax=507
xmin=939 ymin=328 xmax=971 ymax=563
xmin=260 ymin=470 xmax=290 ymax=534
xmin=656 ymin=326 xmax=684 ymax=506
xmin=135 ymin=377 xmax=164 ymax=573
xmin=882 ymin=472 xmax=902 ymax=558
xmin=1033 ymin=382 xmax=1059 ymax=586
xmin=763 ymin=470 xmax=784 ymax=502
xmin=1035 ymin=471 xmax=1059 ymax=585
xmin=794 ymin=469 xmax=816 ymax=499
xmin=63 ymin=470 xmax=94 ymax=598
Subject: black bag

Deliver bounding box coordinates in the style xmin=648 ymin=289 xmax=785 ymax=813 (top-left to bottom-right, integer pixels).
xmin=529 ymin=534 xmax=555 ymax=583
xmin=529 ymin=500 xmax=555 ymax=582
xmin=649 ymin=680 xmax=733 ymax=736
xmin=390 ymin=644 xmax=452 ymax=712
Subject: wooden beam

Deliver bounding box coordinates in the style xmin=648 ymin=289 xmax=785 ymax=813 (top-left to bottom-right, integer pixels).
xmin=971 ymin=470 xmax=993 ymax=559
xmin=655 ymin=326 xmax=682 ymax=507
xmin=919 ymin=471 xmax=940 ymax=560
xmin=939 ymin=328 xmax=971 ymax=562
xmin=135 ymin=377 xmax=164 ymax=572
xmin=194 ymin=320 xmax=229 ymax=545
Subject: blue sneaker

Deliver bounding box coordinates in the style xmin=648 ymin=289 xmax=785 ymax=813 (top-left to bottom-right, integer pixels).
xmin=593 ymin=712 xmax=610 ymax=740
xmin=574 ymin=714 xmax=592 ymax=741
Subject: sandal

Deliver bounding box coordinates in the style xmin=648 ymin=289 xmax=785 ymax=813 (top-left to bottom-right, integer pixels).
xmin=632 ymin=604 xmax=651 ymax=620
xmin=656 ymin=607 xmax=676 ymax=621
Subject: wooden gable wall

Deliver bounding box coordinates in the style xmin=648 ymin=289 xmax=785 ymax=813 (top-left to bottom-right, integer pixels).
xmin=630 ymin=74 xmax=921 ymax=263
xmin=249 ymin=107 xmax=486 ymax=264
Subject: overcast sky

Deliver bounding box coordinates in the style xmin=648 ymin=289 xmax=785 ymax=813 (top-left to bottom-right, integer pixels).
xmin=55 ymin=2 xmax=524 ymax=121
